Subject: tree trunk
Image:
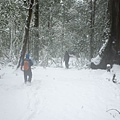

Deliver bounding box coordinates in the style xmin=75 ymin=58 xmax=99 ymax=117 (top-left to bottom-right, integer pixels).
xmin=34 ymin=0 xmax=39 ymax=63
xmin=91 ymin=0 xmax=120 ymax=69
xmin=17 ymin=0 xmax=34 ymax=69
xmin=90 ymin=0 xmax=97 ymax=59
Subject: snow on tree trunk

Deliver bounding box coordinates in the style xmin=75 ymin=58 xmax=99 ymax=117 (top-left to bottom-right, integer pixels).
xmin=91 ymin=0 xmax=120 ymax=69
xmin=8 ymin=0 xmax=15 ymax=61
xmin=34 ymin=0 xmax=39 ymax=63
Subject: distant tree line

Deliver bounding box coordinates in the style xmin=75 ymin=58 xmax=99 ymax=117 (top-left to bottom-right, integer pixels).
xmin=0 ymin=0 xmax=119 ymax=68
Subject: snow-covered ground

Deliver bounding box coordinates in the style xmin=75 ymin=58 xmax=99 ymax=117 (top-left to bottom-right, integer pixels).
xmin=0 ymin=64 xmax=120 ymax=120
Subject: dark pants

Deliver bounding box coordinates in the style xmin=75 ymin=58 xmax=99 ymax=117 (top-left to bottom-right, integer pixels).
xmin=65 ymin=61 xmax=69 ymax=69
xmin=24 ymin=69 xmax=32 ymax=83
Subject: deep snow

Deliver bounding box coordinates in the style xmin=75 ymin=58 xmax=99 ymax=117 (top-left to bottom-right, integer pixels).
xmin=0 ymin=64 xmax=120 ymax=120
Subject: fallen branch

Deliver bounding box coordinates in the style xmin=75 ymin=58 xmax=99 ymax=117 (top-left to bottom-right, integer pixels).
xmin=106 ymin=109 xmax=120 ymax=114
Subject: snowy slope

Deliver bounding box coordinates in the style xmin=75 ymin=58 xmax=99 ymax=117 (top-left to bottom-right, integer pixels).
xmin=0 ymin=65 xmax=120 ymax=120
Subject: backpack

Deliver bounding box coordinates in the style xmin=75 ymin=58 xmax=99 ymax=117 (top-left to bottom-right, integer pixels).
xmin=23 ymin=59 xmax=30 ymax=70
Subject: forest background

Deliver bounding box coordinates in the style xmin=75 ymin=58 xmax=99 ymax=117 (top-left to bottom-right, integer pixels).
xmin=0 ymin=0 xmax=120 ymax=69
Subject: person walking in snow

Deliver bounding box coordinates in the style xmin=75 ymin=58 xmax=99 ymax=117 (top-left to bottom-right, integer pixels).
xmin=21 ymin=53 xmax=33 ymax=84
xmin=64 ymin=51 xmax=70 ymax=69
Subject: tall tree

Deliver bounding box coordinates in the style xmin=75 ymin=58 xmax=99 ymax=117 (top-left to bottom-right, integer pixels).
xmin=91 ymin=0 xmax=120 ymax=69
xmin=17 ymin=0 xmax=34 ymax=69
xmin=34 ymin=0 xmax=39 ymax=63
xmin=89 ymin=0 xmax=97 ymax=59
